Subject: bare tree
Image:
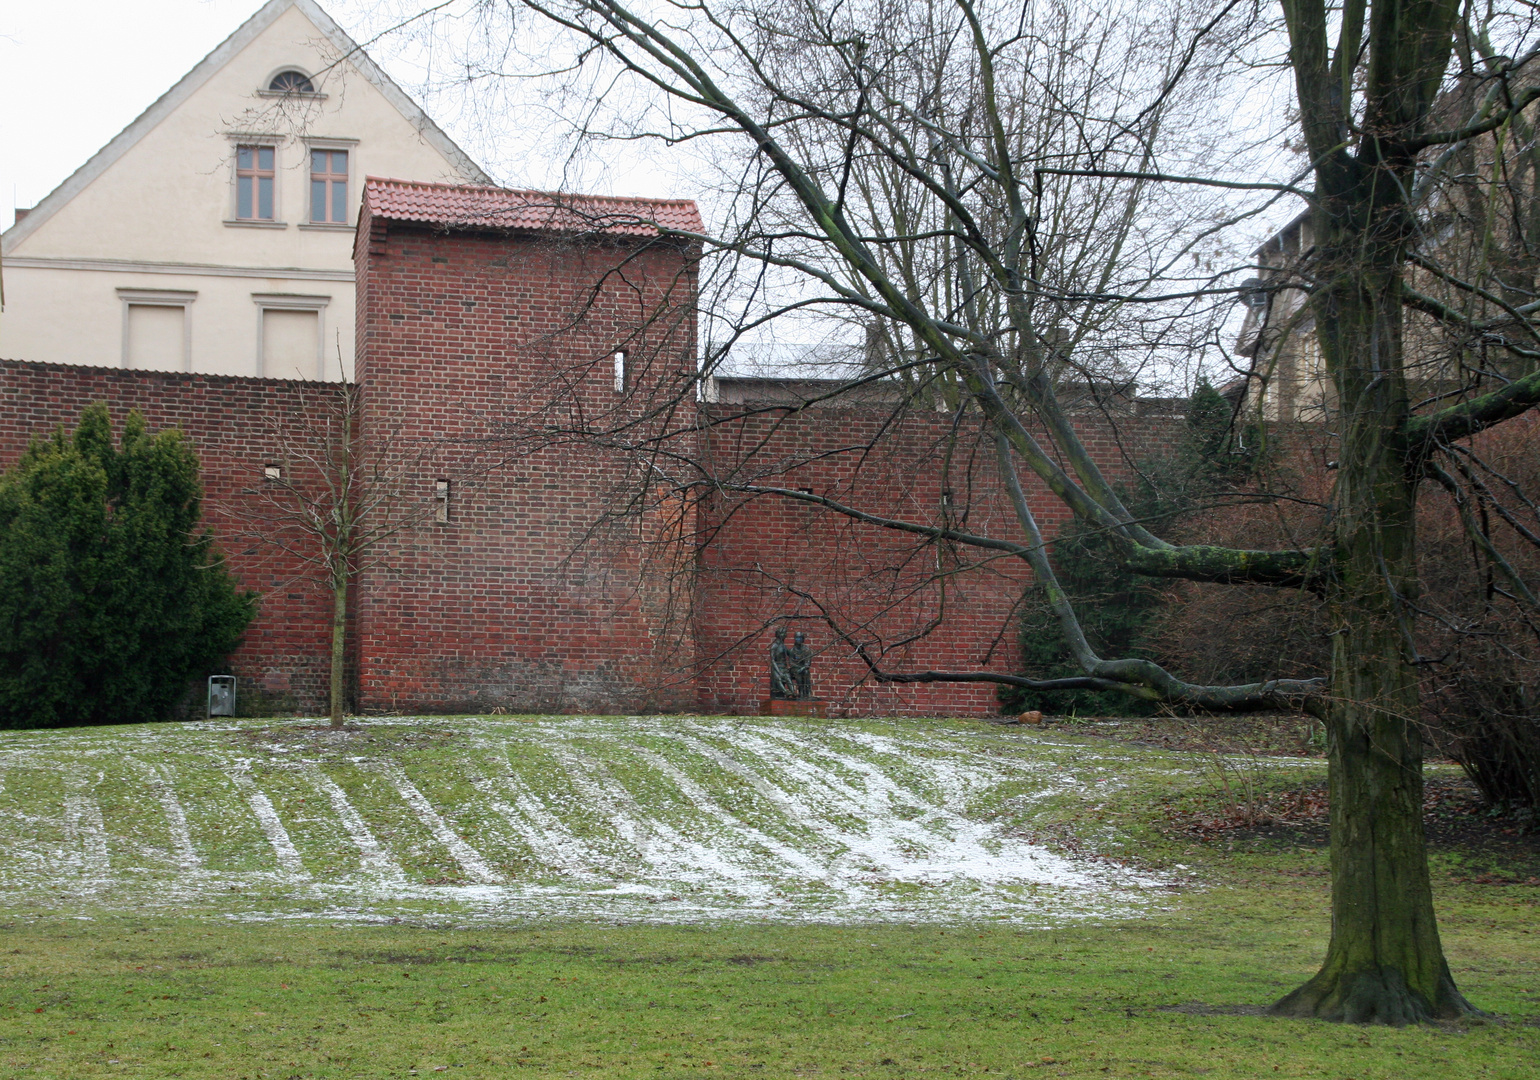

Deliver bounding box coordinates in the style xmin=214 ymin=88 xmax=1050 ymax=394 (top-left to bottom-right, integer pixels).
xmin=373 ymin=0 xmax=1540 ymax=1022
xmin=233 ymin=380 xmax=459 ymax=728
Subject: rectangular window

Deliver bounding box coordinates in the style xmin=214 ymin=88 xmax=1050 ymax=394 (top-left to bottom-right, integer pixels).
xmin=264 ymin=464 xmax=283 ymax=482
xmin=236 ymin=145 xmax=276 ymax=220
xmin=119 ymin=289 xmax=194 ymax=370
xmin=253 ymin=294 xmax=329 ymax=379
xmin=613 ymin=350 xmax=627 ymax=393
xmin=434 ymin=479 xmax=451 ymax=523
xmin=310 ymin=149 xmax=348 ymax=223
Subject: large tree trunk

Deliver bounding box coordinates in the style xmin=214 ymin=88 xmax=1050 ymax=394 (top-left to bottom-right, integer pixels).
xmin=1271 ymin=195 xmax=1476 ymax=1023
xmin=329 ymin=572 xmax=348 ymax=729
xmin=1272 ymin=575 xmax=1473 ymax=1021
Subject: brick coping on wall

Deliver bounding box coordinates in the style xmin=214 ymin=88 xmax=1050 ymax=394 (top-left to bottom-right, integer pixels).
xmin=0 ymin=357 xmax=338 ymax=391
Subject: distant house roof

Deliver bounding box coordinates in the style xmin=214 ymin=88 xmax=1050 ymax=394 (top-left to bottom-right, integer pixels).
xmin=362 ymin=178 xmax=704 ymax=237
xmin=704 ymin=374 xmax=899 ymax=407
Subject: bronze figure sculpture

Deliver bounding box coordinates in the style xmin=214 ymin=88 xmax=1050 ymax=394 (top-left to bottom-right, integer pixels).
xmin=769 ymin=627 xmax=795 ymax=699
xmin=789 ymin=631 xmax=813 ymax=700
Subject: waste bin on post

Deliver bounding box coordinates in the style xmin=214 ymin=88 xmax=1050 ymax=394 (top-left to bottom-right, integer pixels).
xmin=207 ymin=675 xmax=236 ymax=717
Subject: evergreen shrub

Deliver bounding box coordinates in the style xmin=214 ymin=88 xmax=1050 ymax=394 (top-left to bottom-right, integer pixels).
xmin=0 ymin=403 xmax=256 ymax=728
xmin=998 ymin=380 xmax=1262 ymax=717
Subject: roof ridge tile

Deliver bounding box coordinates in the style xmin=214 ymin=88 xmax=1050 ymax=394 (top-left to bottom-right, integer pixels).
xmin=362 ymin=177 xmax=703 ymax=238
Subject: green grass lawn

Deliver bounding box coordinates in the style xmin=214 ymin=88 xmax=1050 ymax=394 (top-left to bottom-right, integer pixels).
xmin=0 ymin=716 xmax=1534 ymax=1078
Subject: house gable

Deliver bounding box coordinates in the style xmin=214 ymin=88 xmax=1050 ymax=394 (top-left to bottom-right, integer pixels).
xmin=1 ymin=0 xmax=490 ymax=260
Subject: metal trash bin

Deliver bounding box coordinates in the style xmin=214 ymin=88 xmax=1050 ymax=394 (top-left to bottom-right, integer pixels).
xmin=207 ymin=675 xmax=236 ymax=717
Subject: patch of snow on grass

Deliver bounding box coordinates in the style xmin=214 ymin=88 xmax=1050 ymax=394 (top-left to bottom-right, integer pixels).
xmin=62 ymin=770 xmax=111 ymax=884
xmin=300 ymin=763 xmax=404 ymax=883
xmin=128 ymin=758 xmax=201 ymax=872
xmin=0 ymin=716 xmax=1173 ymax=925
xmin=227 ymin=764 xmax=308 ymax=878
xmin=375 ymin=763 xmax=500 ymax=885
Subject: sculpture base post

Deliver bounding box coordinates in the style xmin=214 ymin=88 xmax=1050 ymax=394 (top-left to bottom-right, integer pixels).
xmin=760 ymin=699 xmax=827 ymax=718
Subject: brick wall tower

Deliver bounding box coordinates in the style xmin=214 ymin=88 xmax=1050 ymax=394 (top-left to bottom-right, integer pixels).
xmin=352 ymin=179 xmax=702 ymax=713
xmin=1 ymin=175 xmax=1189 ymax=720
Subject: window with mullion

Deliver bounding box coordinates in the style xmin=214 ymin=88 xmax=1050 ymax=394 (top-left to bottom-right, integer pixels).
xmin=236 ymin=145 xmax=275 ymax=221
xmin=310 ymin=149 xmax=349 ymax=224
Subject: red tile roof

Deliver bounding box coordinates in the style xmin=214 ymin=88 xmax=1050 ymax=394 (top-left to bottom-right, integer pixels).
xmin=362 ymin=178 xmax=703 ymax=237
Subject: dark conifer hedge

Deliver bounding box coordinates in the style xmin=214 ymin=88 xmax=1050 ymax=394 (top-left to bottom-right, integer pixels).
xmin=0 ymin=403 xmax=256 ymax=728
xmin=998 ymin=380 xmax=1262 ymax=717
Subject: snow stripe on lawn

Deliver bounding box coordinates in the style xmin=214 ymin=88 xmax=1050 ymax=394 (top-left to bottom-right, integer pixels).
xmin=0 ymin=718 xmax=1178 ymax=923
xmin=300 ymin=763 xmax=403 ymax=881
xmin=127 ymin=758 xmax=201 ymax=872
xmin=470 ymin=748 xmax=609 ymax=880
xmin=377 ymin=764 xmax=500 ymax=884
xmin=228 ymin=765 xmax=308 ymax=878
xmin=62 ymin=771 xmax=110 ymax=880
xmin=627 ymin=744 xmax=832 ymax=883
xmin=550 ymin=744 xmax=761 ymax=892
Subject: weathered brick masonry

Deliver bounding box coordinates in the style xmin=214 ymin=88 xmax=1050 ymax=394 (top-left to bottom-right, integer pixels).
xmin=350 ymin=180 xmax=702 ymax=713
xmin=0 ymin=359 xmax=344 ymax=710
xmin=0 ymin=177 xmax=1183 ymax=717
xmin=692 ymin=401 xmax=1180 ymax=715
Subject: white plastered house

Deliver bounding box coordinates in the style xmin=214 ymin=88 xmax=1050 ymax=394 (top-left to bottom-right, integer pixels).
xmin=0 ymin=0 xmax=491 ymax=380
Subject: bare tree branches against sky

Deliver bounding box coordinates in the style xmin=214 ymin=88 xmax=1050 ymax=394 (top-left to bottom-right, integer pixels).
xmin=3 ymin=0 xmax=1299 ymax=397
xmin=12 ymin=0 xmax=1534 ymax=241
xmin=13 ymin=0 xmax=1540 ymax=394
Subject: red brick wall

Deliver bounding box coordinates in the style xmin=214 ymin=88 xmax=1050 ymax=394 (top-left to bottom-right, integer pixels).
xmin=3 ymin=219 xmax=1186 ymax=720
xmin=0 ymin=359 xmax=344 ymax=711
xmin=350 ymin=212 xmax=701 ymax=713
xmin=692 ymin=402 xmax=1181 ymax=716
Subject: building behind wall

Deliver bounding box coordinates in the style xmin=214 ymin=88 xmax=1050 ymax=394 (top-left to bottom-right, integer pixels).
xmin=1233 ymin=213 xmax=1335 ymax=422
xmin=1234 ymin=102 xmax=1540 ymax=426
xmin=0 ymin=0 xmax=489 ymax=381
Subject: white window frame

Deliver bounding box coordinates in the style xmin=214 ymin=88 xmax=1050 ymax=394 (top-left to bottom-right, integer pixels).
xmin=252 ymin=293 xmax=331 ymax=380
xmin=117 ymin=288 xmax=196 ymax=371
xmin=225 ymin=135 xmax=285 ymax=228
xmin=613 ymin=350 xmax=628 ymax=393
xmin=300 ymin=137 xmax=360 ymax=230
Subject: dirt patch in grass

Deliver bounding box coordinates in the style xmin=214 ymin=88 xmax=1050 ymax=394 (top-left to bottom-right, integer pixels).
xmin=1024 ymin=712 xmax=1537 ymax=874
xmin=1157 ymin=771 xmax=1540 ymax=882
xmin=1035 ymin=712 xmax=1329 ymax=758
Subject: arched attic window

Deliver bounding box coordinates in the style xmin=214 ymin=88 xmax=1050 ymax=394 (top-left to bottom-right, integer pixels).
xmin=268 ymin=70 xmax=316 ymax=94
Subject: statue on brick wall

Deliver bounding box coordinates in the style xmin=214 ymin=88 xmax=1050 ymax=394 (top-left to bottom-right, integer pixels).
xmin=789 ymin=631 xmax=813 ymax=700
xmin=769 ymin=627 xmax=795 ymax=699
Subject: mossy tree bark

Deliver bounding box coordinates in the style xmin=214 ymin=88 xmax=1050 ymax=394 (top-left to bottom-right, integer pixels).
xmin=1269 ymin=0 xmax=1477 ymax=1013
xmin=1271 ymin=204 xmax=1473 ymax=1021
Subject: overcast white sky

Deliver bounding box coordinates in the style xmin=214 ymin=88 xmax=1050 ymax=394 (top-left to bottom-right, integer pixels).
xmin=3 ymin=1 xmax=247 ymax=225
